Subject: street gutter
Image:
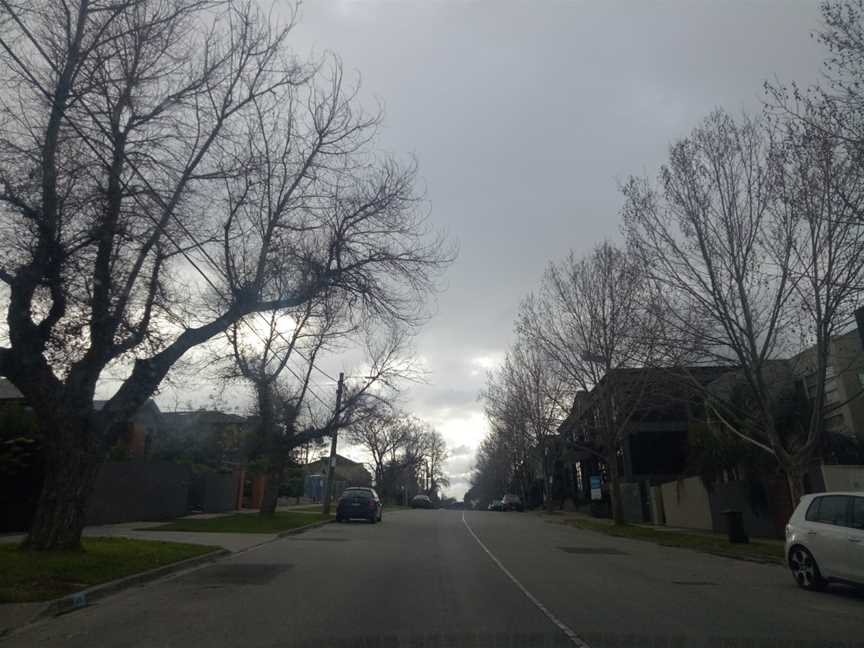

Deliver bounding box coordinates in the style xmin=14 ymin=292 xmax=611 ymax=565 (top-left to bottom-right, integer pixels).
xmin=275 ymin=518 xmax=334 ymax=538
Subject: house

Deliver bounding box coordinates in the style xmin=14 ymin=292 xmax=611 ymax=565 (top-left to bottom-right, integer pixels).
xmin=157 ymin=409 xmax=250 ymax=467
xmin=558 ymin=366 xmax=728 ymax=503
xmin=95 ymin=399 xmax=163 ymax=458
xmin=791 ymin=330 xmax=864 ymax=461
xmin=301 ymin=454 xmax=372 ymax=501
xmin=1 ymin=378 xmax=160 ymax=458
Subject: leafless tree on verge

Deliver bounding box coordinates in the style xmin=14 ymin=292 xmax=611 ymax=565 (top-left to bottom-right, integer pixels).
xmin=481 ymin=336 xmax=569 ymax=512
xmin=623 ymin=108 xmax=864 ymax=503
xmin=0 ymin=1 xmax=451 ymax=549
xmin=518 ymin=241 xmax=665 ymax=524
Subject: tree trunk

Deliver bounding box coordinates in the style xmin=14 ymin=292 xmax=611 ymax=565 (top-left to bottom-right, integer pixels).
xmin=786 ymin=466 xmax=806 ymax=509
xmin=259 ymin=463 xmax=284 ymax=516
xmin=255 ymin=381 xmax=280 ymax=516
xmin=543 ymin=468 xmax=554 ymax=512
xmin=25 ymin=417 xmax=101 ymax=551
xmin=608 ymin=447 xmax=625 ymax=526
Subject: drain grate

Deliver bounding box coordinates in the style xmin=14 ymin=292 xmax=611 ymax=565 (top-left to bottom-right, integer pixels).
xmin=671 ymin=580 xmax=718 ymax=586
xmin=181 ymin=563 xmax=292 ymax=586
xmin=558 ymin=546 xmax=628 ymax=555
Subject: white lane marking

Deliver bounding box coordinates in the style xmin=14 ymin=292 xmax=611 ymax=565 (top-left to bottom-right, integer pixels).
xmin=461 ymin=511 xmax=591 ymax=648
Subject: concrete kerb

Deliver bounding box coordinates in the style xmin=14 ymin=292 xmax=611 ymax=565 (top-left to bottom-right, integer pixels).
xmin=276 ymin=517 xmax=334 ymax=539
xmin=34 ymin=547 xmax=230 ymax=621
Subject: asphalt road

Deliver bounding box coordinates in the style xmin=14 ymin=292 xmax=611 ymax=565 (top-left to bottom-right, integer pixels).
xmin=5 ymin=510 xmax=864 ymax=648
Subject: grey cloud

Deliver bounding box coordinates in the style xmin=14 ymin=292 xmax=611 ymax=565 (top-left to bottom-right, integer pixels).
xmin=239 ymin=2 xmax=829 ymax=502
xmin=449 ymin=444 xmax=472 ymax=457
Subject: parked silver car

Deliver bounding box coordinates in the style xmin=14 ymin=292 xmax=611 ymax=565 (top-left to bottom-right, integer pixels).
xmin=785 ymin=491 xmax=864 ymax=590
xmin=411 ymin=494 xmax=434 ymax=509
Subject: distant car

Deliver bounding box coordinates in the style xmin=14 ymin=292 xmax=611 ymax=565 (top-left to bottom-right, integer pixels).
xmin=336 ymin=487 xmax=382 ymax=523
xmin=411 ymin=494 xmax=434 ymax=509
xmin=785 ymin=492 xmax=864 ymax=590
xmin=501 ymin=494 xmax=523 ymax=512
xmin=488 ymin=499 xmax=503 ymax=511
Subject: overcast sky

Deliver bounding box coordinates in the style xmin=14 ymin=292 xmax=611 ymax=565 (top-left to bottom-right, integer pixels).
xmin=154 ymin=1 xmax=828 ymax=498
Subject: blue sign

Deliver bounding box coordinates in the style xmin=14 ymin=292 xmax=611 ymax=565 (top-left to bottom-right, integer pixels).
xmin=590 ymin=475 xmax=602 ymax=501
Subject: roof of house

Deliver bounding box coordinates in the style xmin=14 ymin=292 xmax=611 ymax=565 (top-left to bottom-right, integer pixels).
xmin=0 ymin=378 xmax=24 ymax=401
xmin=93 ymin=398 xmax=163 ymax=428
xmin=558 ymin=365 xmax=735 ymax=434
xmin=305 ymin=453 xmax=361 ymax=467
xmin=161 ymin=410 xmax=247 ymax=427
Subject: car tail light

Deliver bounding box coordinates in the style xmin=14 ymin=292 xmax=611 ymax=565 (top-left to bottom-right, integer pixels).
xmin=369 ymin=499 xmax=377 ymax=509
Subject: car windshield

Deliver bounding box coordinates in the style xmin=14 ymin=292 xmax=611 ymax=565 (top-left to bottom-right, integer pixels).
xmin=341 ymin=490 xmax=371 ymax=499
xmin=5 ymin=3 xmax=864 ymax=648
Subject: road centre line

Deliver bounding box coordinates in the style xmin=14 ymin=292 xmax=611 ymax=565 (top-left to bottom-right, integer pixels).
xmin=461 ymin=511 xmax=591 ymax=648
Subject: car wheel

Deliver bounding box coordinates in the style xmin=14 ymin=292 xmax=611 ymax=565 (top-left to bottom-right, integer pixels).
xmin=370 ymin=515 xmax=377 ymax=524
xmin=336 ymin=516 xmax=343 ymax=523
xmin=789 ymin=546 xmax=826 ymax=591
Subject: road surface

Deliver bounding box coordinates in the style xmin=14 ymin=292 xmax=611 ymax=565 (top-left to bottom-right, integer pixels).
xmin=5 ymin=510 xmax=864 ymax=647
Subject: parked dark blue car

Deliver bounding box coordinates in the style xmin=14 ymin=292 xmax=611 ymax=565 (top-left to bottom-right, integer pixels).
xmin=336 ymin=487 xmax=382 ymax=523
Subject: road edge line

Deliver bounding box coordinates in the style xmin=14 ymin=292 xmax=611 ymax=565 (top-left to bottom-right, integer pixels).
xmin=461 ymin=511 xmax=590 ymax=648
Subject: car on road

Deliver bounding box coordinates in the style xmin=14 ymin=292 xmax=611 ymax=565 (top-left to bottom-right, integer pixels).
xmin=785 ymin=491 xmax=864 ymax=590
xmin=336 ymin=487 xmax=382 ymax=523
xmin=488 ymin=499 xmax=503 ymax=511
xmin=411 ymin=494 xmax=434 ymax=509
xmin=501 ymin=494 xmax=523 ymax=512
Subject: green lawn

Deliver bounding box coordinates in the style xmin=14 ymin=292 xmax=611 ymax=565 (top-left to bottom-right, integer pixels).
xmin=552 ymin=515 xmax=785 ymax=563
xmin=0 ymin=537 xmax=217 ymax=603
xmin=144 ymin=512 xmax=332 ymax=533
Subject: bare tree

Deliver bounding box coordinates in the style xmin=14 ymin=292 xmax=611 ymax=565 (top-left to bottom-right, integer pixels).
xmin=424 ymin=428 xmax=450 ymax=499
xmin=621 ymin=109 xmax=864 ymax=503
xmin=482 ymin=337 xmax=568 ymax=511
xmin=480 ymin=357 xmax=539 ymax=506
xmin=766 ymin=1 xmax=864 ymax=148
xmin=519 ymin=241 xmax=664 ymax=524
xmin=0 ymin=1 xmax=450 ymax=549
xmin=468 ymin=429 xmax=514 ymax=507
xmin=345 ymin=406 xmax=410 ymax=492
xmin=224 ymin=296 xmax=335 ymax=516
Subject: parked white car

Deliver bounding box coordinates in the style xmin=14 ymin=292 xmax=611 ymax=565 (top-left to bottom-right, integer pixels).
xmin=785 ymin=492 xmax=864 ymax=590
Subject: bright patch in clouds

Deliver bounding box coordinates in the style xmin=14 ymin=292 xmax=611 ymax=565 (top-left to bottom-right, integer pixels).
xmin=468 ymin=352 xmax=504 ymax=376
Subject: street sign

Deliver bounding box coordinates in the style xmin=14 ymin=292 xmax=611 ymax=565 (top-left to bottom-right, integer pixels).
xmin=590 ymin=475 xmax=602 ymax=501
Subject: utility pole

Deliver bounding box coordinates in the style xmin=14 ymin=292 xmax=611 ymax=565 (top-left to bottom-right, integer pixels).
xmin=321 ymin=372 xmax=345 ymax=516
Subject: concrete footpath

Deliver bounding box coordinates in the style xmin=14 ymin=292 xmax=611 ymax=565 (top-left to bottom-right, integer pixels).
xmin=0 ymin=505 xmax=327 ymax=552
xmin=1 ymin=521 xmax=275 ymax=553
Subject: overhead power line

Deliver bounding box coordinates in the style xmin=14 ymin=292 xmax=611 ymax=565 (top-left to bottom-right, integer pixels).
xmin=1 ymin=12 xmax=343 ymax=404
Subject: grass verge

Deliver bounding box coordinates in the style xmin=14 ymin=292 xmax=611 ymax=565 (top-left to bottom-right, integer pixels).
xmin=554 ymin=515 xmax=784 ymax=563
xmin=0 ymin=537 xmax=217 ymax=603
xmin=143 ymin=512 xmax=331 ymax=533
